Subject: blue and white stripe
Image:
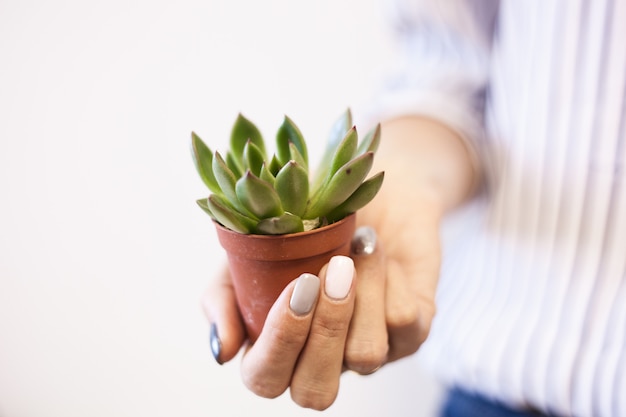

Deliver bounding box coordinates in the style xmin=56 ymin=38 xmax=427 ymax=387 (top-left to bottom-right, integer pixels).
xmin=375 ymin=1 xmax=626 ymax=416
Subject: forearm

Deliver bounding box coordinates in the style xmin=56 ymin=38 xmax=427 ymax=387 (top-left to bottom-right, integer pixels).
xmin=375 ymin=116 xmax=479 ymax=215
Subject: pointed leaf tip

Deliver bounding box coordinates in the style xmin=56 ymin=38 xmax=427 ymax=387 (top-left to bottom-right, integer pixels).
xmin=326 ymin=171 xmax=385 ymax=222
xmin=275 ymin=160 xmax=309 ymax=217
xmin=358 ymin=123 xmax=381 ymax=155
xmin=207 ymin=194 xmax=256 ymax=234
xmin=191 ymin=132 xmax=222 ymax=193
xmin=305 ymin=151 xmax=374 ymax=219
xmin=256 ymin=213 xmax=304 ymax=235
xmin=276 ymin=115 xmax=308 ymax=167
xmin=230 ymin=113 xmax=266 ymax=163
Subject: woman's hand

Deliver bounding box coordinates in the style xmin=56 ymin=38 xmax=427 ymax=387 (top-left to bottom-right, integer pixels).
xmin=346 ymin=186 xmax=443 ymax=369
xmin=201 ymin=116 xmax=476 ymax=410
xmin=203 ymin=256 xmax=357 ymax=410
xmin=343 ymin=115 xmax=477 ymax=370
xmin=202 ymin=194 xmax=442 ymax=410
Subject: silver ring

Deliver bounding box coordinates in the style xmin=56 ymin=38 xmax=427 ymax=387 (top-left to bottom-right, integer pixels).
xmin=351 ymin=226 xmax=377 ymax=255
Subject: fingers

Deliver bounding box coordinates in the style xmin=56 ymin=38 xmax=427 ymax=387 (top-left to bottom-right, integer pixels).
xmin=345 ymin=227 xmax=389 ymax=374
xmin=240 ymin=273 xmax=320 ymax=398
xmin=200 ymin=265 xmax=246 ymax=364
xmin=290 ymin=256 xmax=356 ymax=410
xmin=385 ymin=226 xmax=440 ymax=362
xmin=347 ymin=224 xmax=440 ymax=366
xmin=385 ymin=258 xmax=438 ymax=361
xmin=238 ymin=257 xmax=356 ymax=411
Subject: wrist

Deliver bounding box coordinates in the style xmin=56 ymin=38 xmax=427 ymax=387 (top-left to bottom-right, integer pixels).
xmin=376 ymin=116 xmax=479 ymax=213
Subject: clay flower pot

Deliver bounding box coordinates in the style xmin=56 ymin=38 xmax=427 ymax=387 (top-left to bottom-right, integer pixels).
xmin=214 ymin=213 xmax=356 ymax=342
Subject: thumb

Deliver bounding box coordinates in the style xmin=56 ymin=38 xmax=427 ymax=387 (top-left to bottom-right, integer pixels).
xmin=201 ymin=265 xmax=246 ymax=364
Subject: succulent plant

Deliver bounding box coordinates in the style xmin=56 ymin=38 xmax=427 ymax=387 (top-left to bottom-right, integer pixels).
xmin=191 ymin=109 xmax=384 ymax=235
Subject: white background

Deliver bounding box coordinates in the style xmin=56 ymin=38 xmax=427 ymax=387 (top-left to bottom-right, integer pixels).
xmin=0 ymin=0 xmax=443 ymax=416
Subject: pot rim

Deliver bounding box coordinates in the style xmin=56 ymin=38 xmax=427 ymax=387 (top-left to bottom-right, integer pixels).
xmin=213 ymin=213 xmax=357 ymax=261
xmin=212 ymin=213 xmax=356 ymax=240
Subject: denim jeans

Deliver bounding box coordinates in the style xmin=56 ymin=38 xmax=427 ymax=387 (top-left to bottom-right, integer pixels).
xmin=440 ymin=387 xmax=550 ymax=417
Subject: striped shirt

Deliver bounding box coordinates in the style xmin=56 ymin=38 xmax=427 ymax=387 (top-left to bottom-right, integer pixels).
xmin=372 ymin=1 xmax=626 ymax=416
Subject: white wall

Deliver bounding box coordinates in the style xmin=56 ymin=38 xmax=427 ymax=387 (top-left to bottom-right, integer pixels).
xmin=0 ymin=1 xmax=443 ymax=416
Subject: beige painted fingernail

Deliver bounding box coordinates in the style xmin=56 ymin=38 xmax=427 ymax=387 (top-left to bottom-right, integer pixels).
xmin=290 ymin=273 xmax=320 ymax=315
xmin=325 ymin=256 xmax=354 ymax=300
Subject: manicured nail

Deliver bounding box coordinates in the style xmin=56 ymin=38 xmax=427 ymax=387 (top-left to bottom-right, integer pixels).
xmin=210 ymin=323 xmax=223 ymax=365
xmin=290 ymin=273 xmax=320 ymax=315
xmin=325 ymin=256 xmax=354 ymax=300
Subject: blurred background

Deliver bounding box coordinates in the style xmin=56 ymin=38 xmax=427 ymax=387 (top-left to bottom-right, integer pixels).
xmin=0 ymin=0 xmax=443 ymax=416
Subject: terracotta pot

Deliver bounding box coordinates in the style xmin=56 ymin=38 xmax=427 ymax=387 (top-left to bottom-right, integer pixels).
xmin=214 ymin=213 xmax=356 ymax=343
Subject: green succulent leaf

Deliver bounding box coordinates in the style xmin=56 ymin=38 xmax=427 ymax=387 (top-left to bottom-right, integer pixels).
xmin=207 ymin=194 xmax=257 ymax=234
xmin=230 ymin=113 xmax=266 ymax=165
xmin=235 ymin=171 xmax=283 ymax=219
xmin=289 ymin=142 xmax=308 ymax=172
xmin=276 ymin=115 xmax=308 ymax=166
xmin=308 ymin=127 xmax=358 ymax=201
xmin=327 ymin=108 xmax=353 ymax=151
xmin=225 ymin=151 xmax=243 ymax=178
xmin=305 ymin=151 xmax=374 ymax=219
xmin=196 ymin=198 xmax=216 ymax=219
xmin=313 ymin=108 xmax=352 ymax=187
xmin=212 ymin=152 xmax=240 ymax=207
xmin=256 ymin=212 xmax=304 ymax=235
xmin=243 ymin=140 xmax=265 ymax=176
xmin=328 ymin=126 xmax=358 ymax=179
xmin=192 ymin=108 xmax=384 ymax=235
xmin=326 ymin=171 xmax=385 ymax=223
xmin=268 ymin=154 xmax=283 ymax=176
xmin=259 ymin=162 xmax=276 ymax=186
xmin=275 ymin=161 xmax=309 ymax=217
xmin=190 ymin=132 xmax=221 ymax=193
xmin=357 ymin=123 xmax=381 ymax=155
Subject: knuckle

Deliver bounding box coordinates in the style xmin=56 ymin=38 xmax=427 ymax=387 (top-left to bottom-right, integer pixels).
xmin=291 ymin=383 xmax=338 ymax=411
xmin=241 ymin=371 xmax=286 ymax=399
xmin=266 ymin=319 xmax=308 ymax=350
xmin=344 ymin=340 xmax=388 ymax=373
xmin=386 ymin=297 xmax=437 ymax=361
xmin=386 ymin=303 xmax=419 ymax=329
xmin=311 ymin=316 xmax=350 ymax=340
xmin=239 ymin=319 xmax=310 ymax=399
xmin=387 ymin=295 xmax=436 ymax=331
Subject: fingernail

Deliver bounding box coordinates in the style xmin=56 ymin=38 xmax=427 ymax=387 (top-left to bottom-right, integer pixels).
xmin=325 ymin=256 xmax=354 ymax=300
xmin=210 ymin=323 xmax=223 ymax=365
xmin=290 ymin=273 xmax=320 ymax=316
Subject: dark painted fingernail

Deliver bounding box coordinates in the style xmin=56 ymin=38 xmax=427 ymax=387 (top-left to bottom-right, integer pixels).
xmin=210 ymin=323 xmax=223 ymax=365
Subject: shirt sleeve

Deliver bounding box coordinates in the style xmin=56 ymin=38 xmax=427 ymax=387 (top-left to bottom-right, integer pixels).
xmin=361 ymin=0 xmax=499 ymax=166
